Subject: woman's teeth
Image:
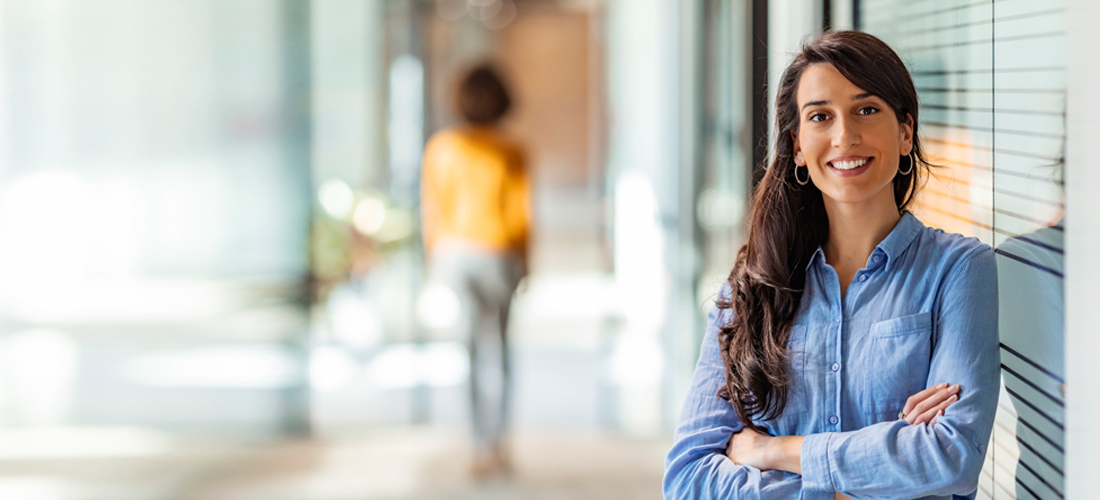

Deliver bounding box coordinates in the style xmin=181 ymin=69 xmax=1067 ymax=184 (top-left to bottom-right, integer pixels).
xmin=831 ymin=158 xmax=869 ymax=170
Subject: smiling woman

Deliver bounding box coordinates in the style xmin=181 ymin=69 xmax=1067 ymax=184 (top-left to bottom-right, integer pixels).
xmin=793 ymin=64 xmax=914 ymax=217
xmin=664 ymin=31 xmax=999 ymax=500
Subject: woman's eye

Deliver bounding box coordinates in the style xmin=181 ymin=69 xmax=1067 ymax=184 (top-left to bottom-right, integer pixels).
xmin=809 ymin=113 xmax=827 ymax=122
xmin=858 ymin=106 xmax=880 ymax=115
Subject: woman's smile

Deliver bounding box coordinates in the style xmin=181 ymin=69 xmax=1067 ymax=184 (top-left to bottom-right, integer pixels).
xmin=827 ymin=155 xmax=873 ymax=177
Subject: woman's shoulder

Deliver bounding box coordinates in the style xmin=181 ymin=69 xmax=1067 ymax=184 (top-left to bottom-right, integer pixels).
xmin=423 ymin=129 xmax=464 ymax=159
xmin=910 ymin=216 xmax=993 ymax=265
xmin=427 ymin=127 xmax=478 ymax=149
xmin=906 ymin=218 xmax=996 ymax=292
xmin=442 ymin=127 xmax=524 ymax=163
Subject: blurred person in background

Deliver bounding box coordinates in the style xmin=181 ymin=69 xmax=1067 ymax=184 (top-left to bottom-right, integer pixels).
xmin=420 ymin=63 xmax=530 ymax=478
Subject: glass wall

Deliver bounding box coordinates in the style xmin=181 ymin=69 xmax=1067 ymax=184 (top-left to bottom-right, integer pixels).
xmin=860 ymin=1 xmax=1067 ymax=499
xmin=0 ymin=0 xmax=312 ymax=437
xmin=696 ymin=0 xmax=753 ymax=305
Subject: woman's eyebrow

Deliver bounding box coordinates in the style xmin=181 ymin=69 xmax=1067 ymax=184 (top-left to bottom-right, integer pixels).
xmin=801 ymin=99 xmax=827 ymax=111
xmin=801 ymin=92 xmax=876 ymax=111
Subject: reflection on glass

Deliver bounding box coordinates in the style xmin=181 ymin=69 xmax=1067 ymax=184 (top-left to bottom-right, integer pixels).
xmin=860 ymin=0 xmax=1067 ymax=498
xmin=997 ymin=220 xmax=1065 ymax=499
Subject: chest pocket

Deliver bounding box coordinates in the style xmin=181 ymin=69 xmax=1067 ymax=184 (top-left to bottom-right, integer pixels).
xmin=782 ymin=326 xmax=811 ymax=418
xmin=858 ymin=312 xmax=934 ymax=418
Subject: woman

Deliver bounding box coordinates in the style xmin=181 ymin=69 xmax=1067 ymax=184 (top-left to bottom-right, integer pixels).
xmin=421 ymin=64 xmax=529 ymax=477
xmin=664 ymin=31 xmax=998 ymax=499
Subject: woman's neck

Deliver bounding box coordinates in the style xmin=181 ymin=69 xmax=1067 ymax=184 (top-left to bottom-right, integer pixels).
xmin=823 ymin=192 xmax=902 ymax=274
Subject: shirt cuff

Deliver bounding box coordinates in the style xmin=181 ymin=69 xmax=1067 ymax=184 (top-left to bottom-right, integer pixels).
xmin=800 ymin=432 xmax=836 ymax=497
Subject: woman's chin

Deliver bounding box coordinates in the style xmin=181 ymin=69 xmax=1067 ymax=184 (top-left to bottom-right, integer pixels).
xmin=817 ymin=181 xmax=896 ymax=208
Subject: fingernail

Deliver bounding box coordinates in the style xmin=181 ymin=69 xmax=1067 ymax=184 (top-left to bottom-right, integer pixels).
xmin=938 ymin=382 xmax=947 ymax=389
xmin=949 ymin=395 xmax=958 ymax=402
xmin=950 ymin=384 xmax=959 ymax=392
xmin=938 ymin=409 xmax=944 ymax=416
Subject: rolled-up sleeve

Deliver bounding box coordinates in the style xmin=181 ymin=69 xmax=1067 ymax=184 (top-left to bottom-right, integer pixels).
xmin=800 ymin=246 xmax=1000 ymax=499
xmin=664 ymin=302 xmax=804 ymax=500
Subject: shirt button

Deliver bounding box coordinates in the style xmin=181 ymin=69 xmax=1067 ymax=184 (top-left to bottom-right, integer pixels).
xmin=873 ymin=254 xmax=882 ymax=263
xmin=831 ymin=362 xmax=840 ymax=371
xmin=835 ymin=315 xmax=841 ymax=323
xmin=829 ymin=416 xmax=839 ymax=425
xmin=859 ymin=274 xmax=868 ymax=282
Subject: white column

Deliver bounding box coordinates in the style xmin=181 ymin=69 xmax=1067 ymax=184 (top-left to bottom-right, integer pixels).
xmin=767 ymin=0 xmax=823 ymax=161
xmin=605 ymin=0 xmax=679 ymax=437
xmin=830 ymin=0 xmax=855 ymax=31
xmin=1064 ymin=0 xmax=1100 ymax=497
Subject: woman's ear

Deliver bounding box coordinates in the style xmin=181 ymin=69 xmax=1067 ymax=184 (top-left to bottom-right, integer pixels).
xmin=900 ymin=113 xmax=914 ymax=156
xmin=790 ymin=129 xmax=805 ymax=166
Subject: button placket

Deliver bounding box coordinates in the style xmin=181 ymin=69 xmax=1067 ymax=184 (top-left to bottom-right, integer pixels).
xmin=832 ymin=309 xmax=842 ymax=431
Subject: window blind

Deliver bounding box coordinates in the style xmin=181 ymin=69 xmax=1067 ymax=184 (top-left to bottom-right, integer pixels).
xmin=861 ymin=1 xmax=1066 ymax=498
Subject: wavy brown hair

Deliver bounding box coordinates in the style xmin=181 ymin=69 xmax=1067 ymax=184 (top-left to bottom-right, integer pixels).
xmin=717 ymin=31 xmax=932 ymax=431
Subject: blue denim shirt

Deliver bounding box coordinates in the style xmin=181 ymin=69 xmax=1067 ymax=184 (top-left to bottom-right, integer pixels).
xmin=664 ymin=212 xmax=999 ymax=500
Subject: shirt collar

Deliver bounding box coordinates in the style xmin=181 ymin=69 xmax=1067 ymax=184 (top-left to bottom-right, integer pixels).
xmin=874 ymin=211 xmax=924 ymax=266
xmin=804 ymin=211 xmax=924 ymax=271
xmin=806 ymin=246 xmax=826 ymax=271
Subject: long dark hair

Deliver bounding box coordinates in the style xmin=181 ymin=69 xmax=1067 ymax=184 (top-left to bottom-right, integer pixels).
xmin=717 ymin=31 xmax=932 ymax=431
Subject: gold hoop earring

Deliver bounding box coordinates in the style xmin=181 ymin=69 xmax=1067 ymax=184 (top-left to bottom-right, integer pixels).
xmin=795 ymin=164 xmax=810 ymax=186
xmin=899 ymin=154 xmax=914 ymax=175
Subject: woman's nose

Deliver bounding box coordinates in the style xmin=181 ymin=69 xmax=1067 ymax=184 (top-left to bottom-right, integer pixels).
xmin=832 ymin=116 xmax=861 ymax=149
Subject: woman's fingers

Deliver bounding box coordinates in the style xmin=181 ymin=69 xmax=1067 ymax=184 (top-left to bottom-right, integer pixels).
xmin=902 ymin=383 xmax=947 ymax=418
xmin=905 ymin=384 xmax=950 ymax=424
xmin=903 ymin=383 xmax=960 ymax=424
xmin=914 ymin=393 xmax=957 ymax=425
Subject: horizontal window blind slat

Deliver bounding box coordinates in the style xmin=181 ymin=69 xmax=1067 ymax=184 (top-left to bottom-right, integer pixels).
xmin=863 ymin=0 xmax=992 ymax=24
xmin=1015 ymin=435 xmax=1066 ymax=476
xmin=1000 ymin=343 xmax=1065 ymax=383
xmin=1014 ymin=458 xmax=1065 ymax=497
xmin=996 ymin=249 xmax=1064 ymax=278
xmin=1001 ymin=364 xmax=1065 ymax=407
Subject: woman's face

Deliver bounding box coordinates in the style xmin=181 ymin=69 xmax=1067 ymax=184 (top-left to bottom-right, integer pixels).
xmin=791 ymin=63 xmax=913 ymax=208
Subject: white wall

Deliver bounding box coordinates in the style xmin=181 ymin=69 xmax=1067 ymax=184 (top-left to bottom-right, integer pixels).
xmin=1064 ymin=0 xmax=1100 ymax=496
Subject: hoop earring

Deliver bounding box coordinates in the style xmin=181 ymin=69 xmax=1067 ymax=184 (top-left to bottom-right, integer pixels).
xmin=899 ymin=154 xmax=914 ymax=175
xmin=794 ymin=164 xmax=810 ymax=186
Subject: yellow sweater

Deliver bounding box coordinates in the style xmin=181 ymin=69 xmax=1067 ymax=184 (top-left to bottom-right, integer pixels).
xmin=420 ymin=127 xmax=530 ymax=257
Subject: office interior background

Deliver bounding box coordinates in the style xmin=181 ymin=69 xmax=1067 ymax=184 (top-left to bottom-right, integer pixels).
xmin=0 ymin=0 xmax=1098 ymax=498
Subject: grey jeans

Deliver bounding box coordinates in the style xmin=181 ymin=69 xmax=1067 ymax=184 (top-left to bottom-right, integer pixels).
xmin=430 ymin=244 xmax=523 ymax=452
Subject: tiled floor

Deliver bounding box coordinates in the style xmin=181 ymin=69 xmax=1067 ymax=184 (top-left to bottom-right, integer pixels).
xmin=0 ymin=426 xmax=668 ymax=500
xmin=0 ymin=192 xmax=676 ymax=499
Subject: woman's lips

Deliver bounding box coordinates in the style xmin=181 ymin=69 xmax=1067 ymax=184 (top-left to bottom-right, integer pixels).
xmin=827 ymin=157 xmax=873 ymax=177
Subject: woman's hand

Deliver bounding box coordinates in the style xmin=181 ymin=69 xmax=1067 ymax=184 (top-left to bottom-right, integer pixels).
xmin=902 ymin=382 xmax=960 ymax=425
xmin=726 ymin=427 xmax=774 ymax=470
xmin=726 ymin=427 xmax=804 ymax=474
